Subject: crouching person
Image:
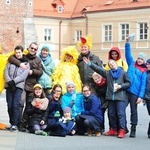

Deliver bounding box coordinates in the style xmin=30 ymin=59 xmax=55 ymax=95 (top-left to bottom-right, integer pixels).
xmin=26 ymin=84 xmax=49 ymax=136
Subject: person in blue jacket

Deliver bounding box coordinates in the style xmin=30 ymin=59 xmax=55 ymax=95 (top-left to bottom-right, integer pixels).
xmin=61 ymin=81 xmax=84 ymax=119
xmin=144 ymin=58 xmax=150 ymax=138
xmin=76 ymin=84 xmax=103 ymax=137
xmin=38 ymin=45 xmax=55 ymax=98
xmin=125 ymin=37 xmax=147 ymax=138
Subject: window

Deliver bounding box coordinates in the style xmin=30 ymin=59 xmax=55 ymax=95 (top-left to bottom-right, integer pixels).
xmin=75 ymin=30 xmax=82 ymax=43
xmin=138 ymin=22 xmax=148 ymax=40
xmin=120 ymin=24 xmax=129 ymax=41
xmin=58 ymin=6 xmax=63 ymax=13
xmin=6 ymin=0 xmax=10 ymax=4
xmin=103 ymin=25 xmax=112 ymax=42
xmin=44 ymin=28 xmax=52 ymax=42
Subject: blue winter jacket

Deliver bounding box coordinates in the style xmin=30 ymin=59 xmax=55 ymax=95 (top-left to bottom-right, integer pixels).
xmin=61 ymin=91 xmax=84 ymax=119
xmin=81 ymin=94 xmax=103 ymax=124
xmin=125 ymin=43 xmax=147 ymax=98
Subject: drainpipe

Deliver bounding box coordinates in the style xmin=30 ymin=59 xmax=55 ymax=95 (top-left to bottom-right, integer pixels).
xmin=83 ymin=13 xmax=88 ymax=35
xmin=59 ymin=19 xmax=62 ymax=59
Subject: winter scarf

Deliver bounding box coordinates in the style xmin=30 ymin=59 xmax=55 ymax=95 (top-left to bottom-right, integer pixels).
xmin=31 ymin=97 xmax=49 ymax=110
xmin=109 ymin=67 xmax=122 ymax=79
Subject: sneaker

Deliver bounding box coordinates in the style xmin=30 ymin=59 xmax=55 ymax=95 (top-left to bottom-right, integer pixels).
xmin=10 ymin=126 xmax=18 ymax=132
xmin=104 ymin=128 xmax=117 ymax=136
xmin=6 ymin=125 xmax=12 ymax=130
xmin=118 ymin=129 xmax=125 ymax=138
xmin=35 ymin=130 xmax=48 ymax=136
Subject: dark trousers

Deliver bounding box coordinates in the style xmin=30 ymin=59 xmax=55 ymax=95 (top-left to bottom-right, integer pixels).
xmin=6 ymin=88 xmax=23 ymax=126
xmin=108 ymin=100 xmax=126 ymax=130
xmin=20 ymin=91 xmax=32 ymax=128
xmin=127 ymin=92 xmax=138 ymax=126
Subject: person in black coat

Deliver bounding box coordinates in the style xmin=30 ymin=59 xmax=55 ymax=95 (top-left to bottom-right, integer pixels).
xmin=26 ymin=84 xmax=49 ymax=136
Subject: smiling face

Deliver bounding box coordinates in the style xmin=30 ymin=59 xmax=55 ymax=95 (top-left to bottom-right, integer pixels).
xmin=67 ymin=84 xmax=75 ymax=93
xmin=28 ymin=43 xmax=38 ymax=55
xmin=110 ymin=51 xmax=118 ymax=60
xmin=82 ymin=85 xmax=91 ymax=97
xmin=34 ymin=87 xmax=42 ymax=97
xmin=93 ymin=74 xmax=103 ymax=84
xmin=108 ymin=60 xmax=118 ymax=70
xmin=15 ymin=49 xmax=23 ymax=59
xmin=53 ymin=87 xmax=62 ymax=100
xmin=65 ymin=54 xmax=73 ymax=62
xmin=41 ymin=48 xmax=49 ymax=58
xmin=136 ymin=58 xmax=145 ymax=65
xmin=81 ymin=44 xmax=89 ymax=55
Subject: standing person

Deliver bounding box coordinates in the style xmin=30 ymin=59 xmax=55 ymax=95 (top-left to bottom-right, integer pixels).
xmin=105 ymin=46 xmax=129 ymax=133
xmin=26 ymin=84 xmax=49 ymax=136
xmin=38 ymin=45 xmax=55 ymax=98
xmin=8 ymin=42 xmax=43 ymax=131
xmin=125 ymin=37 xmax=147 ymax=138
xmin=4 ymin=46 xmax=30 ymax=132
xmin=51 ymin=46 xmax=82 ymax=94
xmin=61 ymin=81 xmax=84 ymax=119
xmin=143 ymin=58 xmax=150 ymax=138
xmin=76 ymin=84 xmax=103 ymax=137
xmin=77 ymin=34 xmax=103 ymax=91
xmin=83 ymin=57 xmax=130 ymax=138
xmin=92 ymin=72 xmax=107 ymax=132
xmin=105 ymin=47 xmax=128 ymax=71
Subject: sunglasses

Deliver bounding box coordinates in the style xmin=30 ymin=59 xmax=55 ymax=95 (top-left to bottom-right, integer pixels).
xmin=30 ymin=47 xmax=37 ymax=51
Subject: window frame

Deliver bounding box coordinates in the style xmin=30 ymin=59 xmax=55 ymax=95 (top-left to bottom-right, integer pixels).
xmin=43 ymin=28 xmax=53 ymax=42
xmin=74 ymin=30 xmax=82 ymax=43
xmin=137 ymin=22 xmax=148 ymax=40
xmin=102 ymin=24 xmax=112 ymax=42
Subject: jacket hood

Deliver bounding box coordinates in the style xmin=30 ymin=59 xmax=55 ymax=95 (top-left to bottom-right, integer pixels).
xmin=108 ymin=47 xmax=121 ymax=60
xmin=60 ymin=46 xmax=79 ymax=65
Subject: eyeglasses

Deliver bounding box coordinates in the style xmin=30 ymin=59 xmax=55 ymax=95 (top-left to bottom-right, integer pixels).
xmin=82 ymin=90 xmax=90 ymax=93
xmin=30 ymin=47 xmax=37 ymax=51
xmin=55 ymin=90 xmax=62 ymax=93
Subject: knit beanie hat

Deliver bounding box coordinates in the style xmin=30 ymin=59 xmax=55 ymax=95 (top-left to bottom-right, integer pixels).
xmin=146 ymin=58 xmax=150 ymax=64
xmin=66 ymin=81 xmax=75 ymax=88
xmin=63 ymin=107 xmax=72 ymax=114
xmin=138 ymin=52 xmax=147 ymax=62
xmin=41 ymin=45 xmax=50 ymax=53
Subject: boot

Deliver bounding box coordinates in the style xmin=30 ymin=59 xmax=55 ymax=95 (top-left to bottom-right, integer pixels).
xmin=104 ymin=128 xmax=117 ymax=136
xmin=118 ymin=129 xmax=125 ymax=138
xmin=147 ymin=122 xmax=150 ymax=138
xmin=95 ymin=131 xmax=101 ymax=137
xmin=130 ymin=125 xmax=136 ymax=138
xmin=87 ymin=128 xmax=92 ymax=136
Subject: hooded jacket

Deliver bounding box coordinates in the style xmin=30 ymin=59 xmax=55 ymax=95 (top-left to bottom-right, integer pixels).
xmin=105 ymin=47 xmax=128 ymax=71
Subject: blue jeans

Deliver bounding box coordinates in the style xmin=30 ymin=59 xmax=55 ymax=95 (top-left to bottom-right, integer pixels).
xmin=108 ymin=100 xmax=126 ymax=130
xmin=6 ymin=88 xmax=23 ymax=126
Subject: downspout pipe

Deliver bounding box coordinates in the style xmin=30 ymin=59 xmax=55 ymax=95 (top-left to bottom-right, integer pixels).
xmin=59 ymin=19 xmax=62 ymax=59
xmin=83 ymin=13 xmax=88 ymax=35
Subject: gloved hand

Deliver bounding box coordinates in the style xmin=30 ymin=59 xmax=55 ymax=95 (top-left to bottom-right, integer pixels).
xmin=8 ymin=80 xmax=16 ymax=92
xmin=8 ymin=80 xmax=15 ymax=87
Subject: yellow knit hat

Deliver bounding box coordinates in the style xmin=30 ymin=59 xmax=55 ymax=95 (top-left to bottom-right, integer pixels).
xmin=77 ymin=34 xmax=92 ymax=49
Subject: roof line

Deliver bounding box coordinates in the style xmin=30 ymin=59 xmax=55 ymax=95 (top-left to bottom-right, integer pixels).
xmin=70 ymin=0 xmax=80 ymax=18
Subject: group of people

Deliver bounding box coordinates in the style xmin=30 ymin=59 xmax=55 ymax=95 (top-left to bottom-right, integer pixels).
xmin=2 ymin=34 xmax=150 ymax=139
